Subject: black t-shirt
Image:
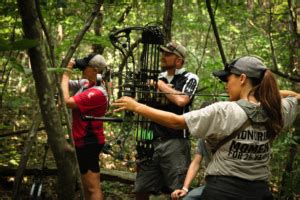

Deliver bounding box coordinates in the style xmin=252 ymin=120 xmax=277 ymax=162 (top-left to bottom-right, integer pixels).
xmin=151 ymin=69 xmax=198 ymax=138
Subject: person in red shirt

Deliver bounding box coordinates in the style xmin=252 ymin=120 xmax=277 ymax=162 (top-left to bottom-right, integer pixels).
xmin=61 ymin=53 xmax=108 ymax=200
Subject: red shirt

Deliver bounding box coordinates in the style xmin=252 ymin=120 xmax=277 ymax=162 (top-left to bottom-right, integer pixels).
xmin=72 ymin=86 xmax=107 ymax=147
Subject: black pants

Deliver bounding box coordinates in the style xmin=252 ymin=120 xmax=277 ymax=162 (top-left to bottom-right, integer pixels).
xmin=200 ymin=176 xmax=273 ymax=200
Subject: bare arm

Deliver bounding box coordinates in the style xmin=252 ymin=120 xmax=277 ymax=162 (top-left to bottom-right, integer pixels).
xmin=171 ymin=154 xmax=202 ymax=199
xmin=157 ymin=80 xmax=190 ymax=107
xmin=113 ymin=96 xmax=187 ymax=129
xmin=183 ymin=154 xmax=202 ymax=189
xmin=280 ymin=90 xmax=300 ymax=100
xmin=61 ymin=61 xmax=77 ymax=109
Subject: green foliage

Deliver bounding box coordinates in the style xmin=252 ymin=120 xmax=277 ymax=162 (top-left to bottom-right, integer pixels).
xmin=0 ymin=38 xmax=39 ymax=51
xmin=0 ymin=137 xmax=23 ymax=168
xmin=83 ymin=33 xmax=112 ymax=48
xmin=270 ymin=130 xmax=300 ymax=197
xmin=0 ymin=0 xmax=299 ymax=198
xmin=9 ymin=57 xmax=26 ymax=73
xmin=5 ymin=96 xmax=24 ymax=109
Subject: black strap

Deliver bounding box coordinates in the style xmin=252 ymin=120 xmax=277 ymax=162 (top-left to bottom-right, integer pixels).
xmin=212 ymin=119 xmax=251 ymax=153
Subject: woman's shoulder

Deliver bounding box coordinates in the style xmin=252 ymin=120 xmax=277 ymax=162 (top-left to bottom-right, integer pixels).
xmin=208 ymin=101 xmax=243 ymax=111
xmin=282 ymin=96 xmax=298 ymax=106
xmin=281 ymin=96 xmax=298 ymax=116
xmin=197 ymin=101 xmax=247 ymax=123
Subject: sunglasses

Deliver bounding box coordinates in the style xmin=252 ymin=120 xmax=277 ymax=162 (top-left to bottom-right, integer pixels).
xmin=162 ymin=51 xmax=174 ymax=57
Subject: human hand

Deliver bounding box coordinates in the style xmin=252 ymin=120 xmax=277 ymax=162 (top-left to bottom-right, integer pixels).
xmin=112 ymin=96 xmax=140 ymax=112
xmin=67 ymin=59 xmax=76 ymax=69
xmin=171 ymin=189 xmax=187 ymax=200
xmin=147 ymin=79 xmax=157 ymax=88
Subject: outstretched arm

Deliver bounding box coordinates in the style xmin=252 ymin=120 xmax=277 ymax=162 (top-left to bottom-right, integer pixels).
xmin=112 ymin=96 xmax=187 ymax=129
xmin=280 ymin=90 xmax=300 ymax=100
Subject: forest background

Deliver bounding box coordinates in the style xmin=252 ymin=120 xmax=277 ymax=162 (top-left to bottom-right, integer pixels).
xmin=0 ymin=0 xmax=300 ymax=199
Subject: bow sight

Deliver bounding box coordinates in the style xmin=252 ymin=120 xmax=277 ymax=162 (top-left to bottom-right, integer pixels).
xmin=107 ymin=24 xmax=165 ymax=163
xmin=109 ymin=24 xmax=165 ymax=102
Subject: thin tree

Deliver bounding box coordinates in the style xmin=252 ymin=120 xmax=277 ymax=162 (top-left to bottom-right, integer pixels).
xmin=163 ymin=0 xmax=173 ymax=42
xmin=17 ymin=0 xmax=78 ymax=198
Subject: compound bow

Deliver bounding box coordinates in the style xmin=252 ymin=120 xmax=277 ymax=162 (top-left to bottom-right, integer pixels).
xmin=85 ymin=24 xmax=165 ymax=163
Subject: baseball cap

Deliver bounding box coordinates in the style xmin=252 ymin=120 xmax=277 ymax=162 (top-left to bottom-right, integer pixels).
xmin=74 ymin=53 xmax=107 ymax=71
xmin=213 ymin=56 xmax=267 ymax=82
xmin=160 ymin=41 xmax=186 ymax=59
xmin=88 ymin=54 xmax=107 ymax=71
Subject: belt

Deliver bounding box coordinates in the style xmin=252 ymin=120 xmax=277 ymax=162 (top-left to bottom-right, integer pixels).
xmin=205 ymin=175 xmax=268 ymax=184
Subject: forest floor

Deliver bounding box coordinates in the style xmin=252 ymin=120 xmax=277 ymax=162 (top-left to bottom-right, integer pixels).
xmin=0 ymin=176 xmax=169 ymax=200
xmin=2 ymin=176 xmax=300 ymax=200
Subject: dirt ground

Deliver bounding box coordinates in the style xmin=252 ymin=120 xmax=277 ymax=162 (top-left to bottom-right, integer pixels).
xmin=0 ymin=177 xmax=170 ymax=200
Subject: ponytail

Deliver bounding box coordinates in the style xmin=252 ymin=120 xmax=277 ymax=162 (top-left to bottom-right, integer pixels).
xmin=250 ymin=70 xmax=283 ymax=139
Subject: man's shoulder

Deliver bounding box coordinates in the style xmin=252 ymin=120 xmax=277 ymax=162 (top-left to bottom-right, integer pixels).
xmin=184 ymin=71 xmax=199 ymax=80
xmin=176 ymin=68 xmax=199 ymax=80
xmin=83 ymin=86 xmax=108 ymax=97
xmin=172 ymin=70 xmax=198 ymax=82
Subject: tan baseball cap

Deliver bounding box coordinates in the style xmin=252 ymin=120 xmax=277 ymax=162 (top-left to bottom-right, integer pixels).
xmin=160 ymin=41 xmax=186 ymax=59
xmin=88 ymin=54 xmax=107 ymax=71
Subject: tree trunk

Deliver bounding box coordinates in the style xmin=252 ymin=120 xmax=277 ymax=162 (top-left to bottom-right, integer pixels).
xmin=247 ymin=0 xmax=254 ymax=11
xmin=280 ymin=3 xmax=300 ymax=197
xmin=92 ymin=11 xmax=105 ymax=54
xmin=1 ymin=168 xmax=136 ymax=185
xmin=205 ymin=0 xmax=227 ymax=66
xmin=12 ymin=112 xmax=42 ymax=199
xmin=163 ymin=0 xmax=173 ymax=42
xmin=17 ymin=0 xmax=78 ymax=199
xmin=288 ymin=0 xmax=300 ymax=76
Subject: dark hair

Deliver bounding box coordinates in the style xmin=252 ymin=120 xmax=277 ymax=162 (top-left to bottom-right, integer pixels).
xmin=249 ymin=69 xmax=283 ymax=139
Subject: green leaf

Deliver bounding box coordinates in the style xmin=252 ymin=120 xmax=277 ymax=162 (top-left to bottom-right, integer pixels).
xmin=23 ymin=68 xmax=33 ymax=75
xmin=9 ymin=57 xmax=25 ymax=73
xmin=0 ymin=38 xmax=39 ymax=51
xmin=12 ymin=39 xmax=39 ymax=50
xmin=0 ymin=38 xmax=10 ymax=50
xmin=228 ymin=25 xmax=240 ymax=34
xmin=9 ymin=159 xmax=19 ymax=166
xmin=0 ymin=123 xmax=10 ymax=130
